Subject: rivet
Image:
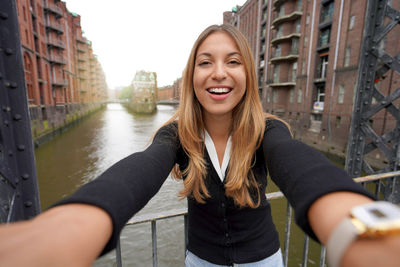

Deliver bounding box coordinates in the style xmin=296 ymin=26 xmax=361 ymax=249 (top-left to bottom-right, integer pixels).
xmin=8 ymin=150 xmax=13 ymax=157
xmin=356 ymin=157 xmax=360 ymax=162
xmin=10 ymin=82 xmax=17 ymax=89
xmin=17 ymin=145 xmax=25 ymax=151
xmin=357 ymin=152 xmax=361 ymax=155
xmin=4 ymin=48 xmax=13 ymax=55
xmin=4 ymin=205 xmax=9 ymax=211
xmin=2 ymin=106 xmax=10 ymax=112
xmin=16 ymin=192 xmax=20 ymax=198
xmin=354 ymin=171 xmax=359 ymax=174
xmin=21 ymin=173 xmax=29 ymax=180
xmin=24 ymin=201 xmax=32 ymax=208
xmin=15 ymin=178 xmax=19 ymax=184
xmin=381 ymin=101 xmax=387 ymax=105
xmin=4 ymin=81 xmax=10 ymax=87
xmin=4 ymin=120 xmax=9 ymax=126
xmin=0 ymin=12 xmax=8 ymax=19
xmin=13 ymin=114 xmax=22 ymax=121
xmin=359 ymin=137 xmax=363 ymax=141
xmin=364 ymin=101 xmax=369 ymax=105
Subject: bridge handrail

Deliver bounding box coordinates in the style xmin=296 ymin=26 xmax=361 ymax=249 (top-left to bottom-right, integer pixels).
xmin=117 ymin=171 xmax=400 ymax=267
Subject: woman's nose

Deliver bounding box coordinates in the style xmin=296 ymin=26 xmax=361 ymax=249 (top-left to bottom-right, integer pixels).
xmin=211 ymin=63 xmax=227 ymax=80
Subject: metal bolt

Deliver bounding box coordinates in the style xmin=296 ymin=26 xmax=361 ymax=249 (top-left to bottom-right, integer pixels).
xmin=15 ymin=178 xmax=19 ymax=184
xmin=4 ymin=48 xmax=13 ymax=55
xmin=4 ymin=120 xmax=9 ymax=126
xmin=10 ymin=82 xmax=17 ymax=89
xmin=8 ymin=150 xmax=13 ymax=157
xmin=364 ymin=101 xmax=369 ymax=105
xmin=355 ymin=171 xmax=359 ymax=174
xmin=381 ymin=101 xmax=387 ymax=105
xmin=13 ymin=114 xmax=22 ymax=121
xmin=0 ymin=12 xmax=8 ymax=19
xmin=21 ymin=173 xmax=29 ymax=180
xmin=4 ymin=205 xmax=9 ymax=211
xmin=24 ymin=201 xmax=33 ymax=208
xmin=17 ymin=145 xmax=25 ymax=151
xmin=4 ymin=81 xmax=10 ymax=87
xmin=359 ymin=136 xmax=364 ymax=141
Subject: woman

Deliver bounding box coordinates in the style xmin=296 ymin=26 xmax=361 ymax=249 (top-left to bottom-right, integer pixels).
xmin=0 ymin=24 xmax=399 ymax=267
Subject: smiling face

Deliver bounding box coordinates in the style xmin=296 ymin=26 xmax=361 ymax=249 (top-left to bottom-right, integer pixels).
xmin=193 ymin=31 xmax=247 ymax=121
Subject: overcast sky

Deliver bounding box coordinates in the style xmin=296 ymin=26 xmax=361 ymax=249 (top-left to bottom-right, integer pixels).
xmin=64 ymin=0 xmax=247 ymax=89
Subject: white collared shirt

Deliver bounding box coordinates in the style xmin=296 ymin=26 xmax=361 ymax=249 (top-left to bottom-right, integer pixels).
xmin=204 ymin=130 xmax=232 ymax=182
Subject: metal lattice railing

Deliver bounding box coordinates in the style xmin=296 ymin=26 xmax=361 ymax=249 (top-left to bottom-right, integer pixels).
xmin=345 ymin=0 xmax=400 ymax=202
xmin=115 ymin=171 xmax=400 ymax=267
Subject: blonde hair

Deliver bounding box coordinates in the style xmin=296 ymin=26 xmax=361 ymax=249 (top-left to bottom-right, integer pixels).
xmin=165 ymin=24 xmax=281 ymax=208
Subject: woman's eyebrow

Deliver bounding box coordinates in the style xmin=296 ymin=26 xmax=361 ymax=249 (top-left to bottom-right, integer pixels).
xmin=196 ymin=51 xmax=241 ymax=58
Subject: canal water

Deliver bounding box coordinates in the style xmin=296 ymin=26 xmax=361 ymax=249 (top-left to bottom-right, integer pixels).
xmin=35 ymin=103 xmax=324 ymax=267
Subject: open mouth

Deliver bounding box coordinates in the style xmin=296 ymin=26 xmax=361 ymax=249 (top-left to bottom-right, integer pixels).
xmin=207 ymin=87 xmax=232 ymax=95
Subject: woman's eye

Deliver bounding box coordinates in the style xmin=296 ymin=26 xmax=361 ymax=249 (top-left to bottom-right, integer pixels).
xmin=228 ymin=60 xmax=241 ymax=65
xmin=198 ymin=61 xmax=210 ymax=66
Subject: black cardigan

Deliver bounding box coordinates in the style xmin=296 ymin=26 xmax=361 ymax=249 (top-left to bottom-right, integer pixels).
xmin=54 ymin=120 xmax=373 ymax=264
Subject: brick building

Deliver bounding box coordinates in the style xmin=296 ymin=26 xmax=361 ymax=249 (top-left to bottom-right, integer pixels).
xmin=224 ymin=0 xmax=400 ymax=166
xmin=16 ymin=0 xmax=108 ymax=141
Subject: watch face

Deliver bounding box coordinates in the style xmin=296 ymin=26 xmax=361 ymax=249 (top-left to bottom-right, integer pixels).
xmin=351 ymin=201 xmax=400 ymax=232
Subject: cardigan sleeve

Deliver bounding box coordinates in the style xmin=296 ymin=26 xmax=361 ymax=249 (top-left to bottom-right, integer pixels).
xmin=262 ymin=119 xmax=375 ymax=242
xmin=52 ymin=122 xmax=180 ymax=255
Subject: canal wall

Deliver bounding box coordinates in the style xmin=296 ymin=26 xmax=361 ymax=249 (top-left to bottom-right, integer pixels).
xmin=123 ymin=102 xmax=157 ymax=114
xmin=29 ymin=103 xmax=105 ymax=147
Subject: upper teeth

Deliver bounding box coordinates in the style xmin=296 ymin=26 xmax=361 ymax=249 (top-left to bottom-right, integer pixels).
xmin=209 ymin=88 xmax=230 ymax=93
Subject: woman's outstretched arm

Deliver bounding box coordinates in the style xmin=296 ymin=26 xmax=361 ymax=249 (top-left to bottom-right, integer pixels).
xmin=308 ymin=192 xmax=400 ymax=267
xmin=0 ymin=204 xmax=112 ymax=267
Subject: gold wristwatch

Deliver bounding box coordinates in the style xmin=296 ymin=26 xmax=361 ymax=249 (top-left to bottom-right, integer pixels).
xmin=326 ymin=201 xmax=400 ymax=267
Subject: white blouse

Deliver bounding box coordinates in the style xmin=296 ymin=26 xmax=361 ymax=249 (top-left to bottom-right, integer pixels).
xmin=204 ymin=130 xmax=232 ymax=182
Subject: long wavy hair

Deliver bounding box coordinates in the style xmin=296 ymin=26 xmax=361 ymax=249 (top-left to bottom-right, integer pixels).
xmin=165 ymin=24 xmax=281 ymax=208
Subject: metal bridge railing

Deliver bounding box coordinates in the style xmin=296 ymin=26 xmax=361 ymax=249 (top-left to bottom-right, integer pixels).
xmin=115 ymin=171 xmax=400 ymax=267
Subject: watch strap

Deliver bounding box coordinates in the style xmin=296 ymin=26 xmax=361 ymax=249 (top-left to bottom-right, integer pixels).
xmin=326 ymin=217 xmax=358 ymax=267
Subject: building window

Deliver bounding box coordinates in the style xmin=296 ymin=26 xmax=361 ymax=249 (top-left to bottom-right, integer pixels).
xmin=349 ymin=15 xmax=355 ymax=30
xmin=273 ymin=65 xmax=280 ymax=83
xmin=275 ymin=44 xmax=282 ymax=57
xmin=338 ymin=84 xmax=345 ymax=104
xmin=344 ymin=47 xmax=351 ymax=67
xmin=25 ymin=30 xmax=29 ymax=44
xmin=319 ymin=28 xmax=331 ymax=47
xmin=296 ymin=19 xmax=301 ymax=33
xmin=316 ymin=85 xmax=325 ymax=103
xmin=292 ymin=38 xmax=299 ymax=54
xmin=292 ymin=62 xmax=298 ymax=82
xmin=297 ymin=0 xmax=303 ymax=11
xmin=317 ymin=53 xmax=329 ymax=79
xmin=297 ymin=87 xmax=303 ymax=103
xmin=278 ymin=5 xmax=285 ymax=17
xmin=335 ymin=116 xmax=341 ymax=128
xmin=302 ymin=60 xmax=306 ymax=75
xmin=276 ymin=25 xmax=283 ymax=38
xmin=272 ymin=90 xmax=278 ymax=103
xmin=23 ymin=6 xmax=27 ymax=21
xmin=321 ymin=1 xmax=334 ymax=24
xmin=289 ymin=89 xmax=294 ymax=103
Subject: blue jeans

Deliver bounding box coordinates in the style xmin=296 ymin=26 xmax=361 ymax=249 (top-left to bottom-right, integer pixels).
xmin=185 ymin=249 xmax=284 ymax=267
